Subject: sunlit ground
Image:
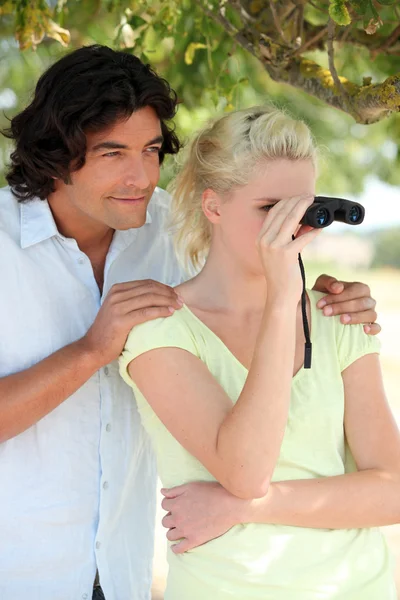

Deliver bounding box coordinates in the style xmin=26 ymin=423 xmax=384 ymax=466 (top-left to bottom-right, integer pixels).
xmin=151 ymin=264 xmax=400 ymax=599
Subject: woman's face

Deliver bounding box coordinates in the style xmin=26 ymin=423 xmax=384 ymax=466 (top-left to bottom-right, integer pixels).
xmin=211 ymin=158 xmax=316 ymax=276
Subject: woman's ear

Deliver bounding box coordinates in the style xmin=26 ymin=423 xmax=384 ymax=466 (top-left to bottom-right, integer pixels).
xmin=202 ymin=189 xmax=222 ymax=224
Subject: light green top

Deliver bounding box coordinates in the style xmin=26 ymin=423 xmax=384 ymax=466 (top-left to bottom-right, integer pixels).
xmin=119 ymin=290 xmax=395 ymax=600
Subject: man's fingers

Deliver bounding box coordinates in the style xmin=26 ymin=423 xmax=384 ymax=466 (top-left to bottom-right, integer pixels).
xmin=321 ymin=298 xmax=376 ymax=319
xmin=337 ymin=309 xmax=378 ymax=326
xmin=313 ymin=274 xmax=344 ymax=295
xmin=161 ymin=512 xmax=175 ymax=529
xmin=118 ymin=293 xmax=183 ymax=315
xmin=171 ymin=539 xmax=193 ymax=554
xmin=166 ymin=528 xmax=182 ymax=542
xmin=160 ymin=485 xmax=188 ymax=499
xmin=125 ymin=305 xmax=176 ymax=325
xmin=364 ymin=323 xmax=382 ymax=336
xmin=317 ymin=283 xmax=373 ymax=308
xmin=110 ymin=279 xmax=178 ymax=295
xmin=112 ymin=286 xmax=181 ymax=305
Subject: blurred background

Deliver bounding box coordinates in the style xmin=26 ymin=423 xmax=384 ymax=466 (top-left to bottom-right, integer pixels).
xmin=0 ymin=1 xmax=399 ymax=597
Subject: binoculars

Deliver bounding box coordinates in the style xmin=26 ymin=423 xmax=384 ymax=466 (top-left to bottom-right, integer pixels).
xmin=301 ymin=196 xmax=365 ymax=229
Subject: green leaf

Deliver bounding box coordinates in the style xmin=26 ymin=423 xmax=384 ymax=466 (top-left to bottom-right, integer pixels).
xmin=329 ymin=0 xmax=352 ymax=26
xmin=348 ymin=0 xmax=369 ymax=16
xmin=129 ymin=15 xmax=148 ymax=29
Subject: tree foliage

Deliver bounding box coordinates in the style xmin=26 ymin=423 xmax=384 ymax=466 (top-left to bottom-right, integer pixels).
xmin=0 ymin=0 xmax=399 ymax=193
xmin=1 ymin=0 xmax=400 ymax=122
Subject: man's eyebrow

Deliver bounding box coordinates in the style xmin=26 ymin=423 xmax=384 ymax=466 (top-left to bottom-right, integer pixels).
xmin=90 ymin=141 xmax=129 ymax=152
xmin=146 ymin=135 xmax=164 ymax=146
xmin=90 ymin=135 xmax=164 ymax=153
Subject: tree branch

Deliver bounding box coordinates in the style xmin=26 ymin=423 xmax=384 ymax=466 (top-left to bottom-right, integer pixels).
xmin=327 ymin=18 xmax=349 ymax=108
xmin=200 ymin=1 xmax=400 ymax=123
xmin=277 ymin=58 xmax=400 ymax=123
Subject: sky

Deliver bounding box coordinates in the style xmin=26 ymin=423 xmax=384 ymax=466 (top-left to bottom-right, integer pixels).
xmin=324 ymin=176 xmax=399 ymax=233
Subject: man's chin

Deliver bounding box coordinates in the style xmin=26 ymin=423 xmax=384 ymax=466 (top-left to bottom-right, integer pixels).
xmin=113 ymin=214 xmax=147 ymax=230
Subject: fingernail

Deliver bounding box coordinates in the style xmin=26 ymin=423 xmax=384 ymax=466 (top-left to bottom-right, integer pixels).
xmin=317 ymin=299 xmax=327 ymax=308
xmin=168 ymin=306 xmax=175 ymax=314
xmin=364 ymin=325 xmax=371 ymax=333
xmin=176 ymin=298 xmax=184 ymax=306
xmin=342 ymin=314 xmax=351 ymax=323
xmin=332 ymin=282 xmax=342 ymax=292
xmin=323 ymin=305 xmax=333 ymax=316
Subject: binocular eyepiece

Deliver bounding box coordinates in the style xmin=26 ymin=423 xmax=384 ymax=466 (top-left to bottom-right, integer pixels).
xmin=300 ymin=196 xmax=365 ymax=229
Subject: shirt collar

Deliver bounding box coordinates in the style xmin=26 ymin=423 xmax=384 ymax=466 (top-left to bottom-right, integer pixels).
xmin=20 ymin=198 xmax=59 ymax=249
xmin=110 ymin=209 xmax=152 ymax=254
xmin=20 ymin=197 xmax=153 ymax=250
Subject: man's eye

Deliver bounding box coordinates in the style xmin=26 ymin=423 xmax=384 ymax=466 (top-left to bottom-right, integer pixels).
xmin=261 ymin=205 xmax=273 ymax=211
xmin=103 ymin=151 xmax=120 ymax=157
xmin=146 ymin=146 xmax=161 ymax=154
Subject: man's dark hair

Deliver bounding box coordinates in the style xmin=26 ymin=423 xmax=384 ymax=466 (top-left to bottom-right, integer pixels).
xmin=3 ymin=45 xmax=181 ymax=201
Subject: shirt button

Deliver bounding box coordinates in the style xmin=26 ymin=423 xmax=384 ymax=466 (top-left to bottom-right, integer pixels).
xmin=82 ymin=595 xmax=88 ymax=600
xmin=103 ymin=481 xmax=109 ymax=490
xmin=96 ymin=541 xmax=101 ymax=549
xmin=106 ymin=423 xmax=111 ymax=432
xmin=78 ymin=257 xmax=85 ymax=264
xmin=104 ymin=366 xmax=109 ymax=376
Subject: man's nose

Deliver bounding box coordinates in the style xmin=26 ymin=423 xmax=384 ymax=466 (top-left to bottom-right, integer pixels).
xmin=123 ymin=156 xmax=151 ymax=189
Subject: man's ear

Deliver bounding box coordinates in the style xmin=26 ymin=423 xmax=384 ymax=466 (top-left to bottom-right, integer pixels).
xmin=202 ymin=189 xmax=222 ymax=224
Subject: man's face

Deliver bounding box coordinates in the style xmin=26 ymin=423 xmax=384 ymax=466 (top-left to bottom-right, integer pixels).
xmin=53 ymin=106 xmax=163 ymax=232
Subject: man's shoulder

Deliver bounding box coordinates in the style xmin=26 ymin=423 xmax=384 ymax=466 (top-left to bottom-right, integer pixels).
xmin=150 ymin=186 xmax=172 ymax=208
xmin=0 ymin=185 xmax=18 ymax=207
xmin=147 ymin=187 xmax=172 ymax=223
xmin=0 ymin=186 xmax=21 ymax=237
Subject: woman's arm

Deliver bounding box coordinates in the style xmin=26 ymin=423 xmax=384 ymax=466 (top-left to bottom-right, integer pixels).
xmin=159 ymin=352 xmax=400 ymax=553
xmin=127 ymin=196 xmax=319 ymax=501
xmin=128 ymin=297 xmax=296 ymax=501
xmin=244 ymin=352 xmax=400 ymax=528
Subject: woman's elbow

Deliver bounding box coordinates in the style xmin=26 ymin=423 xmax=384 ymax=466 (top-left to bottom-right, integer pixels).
xmin=224 ymin=474 xmax=271 ymax=500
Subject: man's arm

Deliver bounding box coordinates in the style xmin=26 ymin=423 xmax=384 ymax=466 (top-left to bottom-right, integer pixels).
xmin=313 ymin=275 xmax=380 ymax=334
xmin=0 ymin=281 xmax=182 ymax=443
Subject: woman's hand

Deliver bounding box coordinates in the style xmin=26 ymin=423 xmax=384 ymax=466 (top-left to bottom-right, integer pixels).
xmin=256 ymin=195 xmax=321 ymax=304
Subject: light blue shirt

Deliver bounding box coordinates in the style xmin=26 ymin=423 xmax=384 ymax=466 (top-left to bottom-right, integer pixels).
xmin=0 ymin=186 xmax=184 ymax=600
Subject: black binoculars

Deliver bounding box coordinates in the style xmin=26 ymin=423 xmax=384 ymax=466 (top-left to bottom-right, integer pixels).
xmin=300 ymin=196 xmax=365 ymax=229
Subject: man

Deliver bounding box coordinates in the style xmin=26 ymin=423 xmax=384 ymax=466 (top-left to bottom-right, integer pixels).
xmin=0 ymin=45 xmax=379 ymax=600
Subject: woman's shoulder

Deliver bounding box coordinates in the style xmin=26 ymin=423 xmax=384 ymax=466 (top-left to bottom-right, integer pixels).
xmin=119 ymin=306 xmax=205 ymax=374
xmin=307 ymin=289 xmax=381 ymax=372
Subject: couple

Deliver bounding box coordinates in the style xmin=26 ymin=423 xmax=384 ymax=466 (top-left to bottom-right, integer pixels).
xmin=0 ymin=44 xmax=397 ymax=600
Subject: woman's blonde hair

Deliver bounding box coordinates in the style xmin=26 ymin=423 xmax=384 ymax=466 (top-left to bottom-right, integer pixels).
xmin=169 ymin=105 xmax=317 ymax=270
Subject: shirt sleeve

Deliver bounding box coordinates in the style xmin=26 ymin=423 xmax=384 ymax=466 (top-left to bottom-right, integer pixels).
xmin=119 ymin=311 xmax=199 ymax=387
xmin=335 ymin=319 xmax=381 ymax=372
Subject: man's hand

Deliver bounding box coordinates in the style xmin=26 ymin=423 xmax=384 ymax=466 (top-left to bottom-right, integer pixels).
xmin=312 ymin=274 xmax=381 ymax=335
xmin=81 ymin=280 xmax=183 ymax=368
xmin=160 ymin=482 xmax=245 ymax=554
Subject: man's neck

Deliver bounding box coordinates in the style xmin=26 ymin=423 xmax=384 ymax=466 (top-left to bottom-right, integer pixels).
xmin=47 ymin=192 xmax=114 ymax=292
xmin=47 ymin=193 xmax=114 ymax=256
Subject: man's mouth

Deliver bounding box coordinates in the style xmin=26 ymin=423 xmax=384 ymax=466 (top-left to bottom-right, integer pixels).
xmin=109 ymin=196 xmax=146 ymax=204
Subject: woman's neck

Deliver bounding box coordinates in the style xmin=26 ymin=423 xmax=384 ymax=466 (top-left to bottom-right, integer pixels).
xmin=182 ymin=247 xmax=268 ymax=316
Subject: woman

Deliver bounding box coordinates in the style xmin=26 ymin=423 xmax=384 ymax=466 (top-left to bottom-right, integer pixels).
xmin=119 ymin=106 xmax=400 ymax=599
